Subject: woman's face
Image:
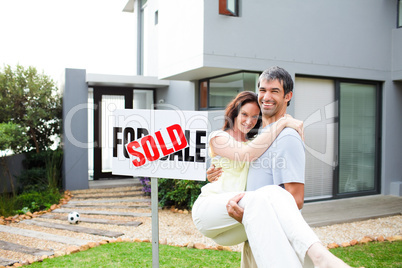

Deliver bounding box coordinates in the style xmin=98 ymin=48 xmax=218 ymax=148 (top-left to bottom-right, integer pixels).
xmin=234 ymin=102 xmax=260 ymax=135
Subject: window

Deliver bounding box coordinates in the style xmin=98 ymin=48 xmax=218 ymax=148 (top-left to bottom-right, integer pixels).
xmin=155 ymin=10 xmax=159 ymax=25
xmin=199 ymin=72 xmax=259 ymax=109
xmin=399 ymin=0 xmax=402 ymax=27
xmin=219 ymin=0 xmax=239 ymax=16
xmin=294 ymin=76 xmax=381 ymax=200
xmin=338 ymin=82 xmax=378 ymax=194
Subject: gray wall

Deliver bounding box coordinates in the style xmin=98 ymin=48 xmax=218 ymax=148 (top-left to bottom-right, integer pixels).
xmin=155 ymin=80 xmax=196 ymax=111
xmin=382 ymin=81 xmax=402 ymax=195
xmin=203 ymin=0 xmax=396 ymax=82
xmin=392 ymin=28 xmax=402 ymax=80
xmin=0 ymin=154 xmax=25 ymax=193
xmin=63 ymin=69 xmax=89 ymax=190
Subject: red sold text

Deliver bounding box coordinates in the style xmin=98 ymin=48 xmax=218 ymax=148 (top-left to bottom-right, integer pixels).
xmin=113 ymin=124 xmax=206 ymax=167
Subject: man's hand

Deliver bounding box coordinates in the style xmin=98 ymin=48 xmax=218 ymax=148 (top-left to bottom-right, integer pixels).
xmin=206 ymin=164 xmax=222 ymax=183
xmin=226 ymin=193 xmax=245 ymax=223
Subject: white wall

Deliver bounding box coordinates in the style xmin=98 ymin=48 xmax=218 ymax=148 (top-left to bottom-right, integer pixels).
xmin=158 ymin=0 xmax=204 ymax=79
xmin=143 ymin=0 xmax=159 ymax=76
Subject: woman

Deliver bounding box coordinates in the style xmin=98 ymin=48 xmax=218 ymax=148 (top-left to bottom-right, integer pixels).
xmin=191 ymin=91 xmax=350 ymax=268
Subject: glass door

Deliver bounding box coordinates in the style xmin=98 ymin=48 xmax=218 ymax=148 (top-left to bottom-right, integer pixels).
xmin=337 ymin=82 xmax=379 ymax=195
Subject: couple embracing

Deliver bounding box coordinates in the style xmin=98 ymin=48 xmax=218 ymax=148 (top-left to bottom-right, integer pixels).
xmin=191 ymin=66 xmax=351 ymax=268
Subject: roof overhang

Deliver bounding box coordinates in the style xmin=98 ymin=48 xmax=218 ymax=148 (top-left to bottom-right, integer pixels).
xmin=158 ymin=66 xmax=241 ymax=81
xmin=86 ymin=73 xmax=170 ymax=88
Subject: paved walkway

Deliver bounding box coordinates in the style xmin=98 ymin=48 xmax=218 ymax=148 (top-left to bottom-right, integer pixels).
xmin=90 ymin=179 xmax=402 ymax=227
xmin=302 ymin=194 xmax=402 ymax=227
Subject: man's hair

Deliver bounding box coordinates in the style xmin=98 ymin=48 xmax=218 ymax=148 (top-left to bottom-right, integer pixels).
xmin=258 ymin=66 xmax=294 ymax=107
xmin=223 ymin=91 xmax=262 ymax=139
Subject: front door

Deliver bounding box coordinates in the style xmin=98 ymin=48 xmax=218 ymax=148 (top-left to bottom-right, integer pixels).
xmin=93 ymin=87 xmax=133 ymax=180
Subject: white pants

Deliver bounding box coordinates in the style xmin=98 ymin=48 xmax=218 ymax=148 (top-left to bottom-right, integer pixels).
xmin=192 ymin=185 xmax=319 ymax=267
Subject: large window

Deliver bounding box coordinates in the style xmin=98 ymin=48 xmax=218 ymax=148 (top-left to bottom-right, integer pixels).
xmin=338 ymin=82 xmax=378 ymax=194
xmin=294 ymin=77 xmax=381 ymax=200
xmin=199 ymin=72 xmax=259 ymax=109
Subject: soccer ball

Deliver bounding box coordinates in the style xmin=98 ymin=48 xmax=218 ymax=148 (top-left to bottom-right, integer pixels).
xmin=68 ymin=212 xmax=80 ymax=224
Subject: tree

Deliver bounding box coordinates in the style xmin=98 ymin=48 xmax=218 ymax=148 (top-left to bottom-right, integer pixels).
xmin=0 ymin=65 xmax=62 ymax=153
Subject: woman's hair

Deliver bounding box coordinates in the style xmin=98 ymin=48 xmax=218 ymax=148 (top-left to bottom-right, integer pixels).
xmin=222 ymin=91 xmax=262 ymax=139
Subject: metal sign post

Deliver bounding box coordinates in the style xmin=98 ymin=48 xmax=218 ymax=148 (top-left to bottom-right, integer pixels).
xmin=111 ymin=109 xmax=209 ymax=268
xmin=151 ymin=177 xmax=159 ymax=267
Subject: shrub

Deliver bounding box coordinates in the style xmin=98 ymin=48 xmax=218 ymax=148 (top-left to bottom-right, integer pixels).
xmin=14 ymin=188 xmax=61 ymax=213
xmin=158 ymin=178 xmax=207 ymax=210
xmin=18 ymin=149 xmax=63 ymax=193
xmin=139 ymin=177 xmax=151 ymax=195
xmin=0 ymin=193 xmax=16 ymax=217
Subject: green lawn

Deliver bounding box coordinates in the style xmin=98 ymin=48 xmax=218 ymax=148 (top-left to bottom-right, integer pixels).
xmin=28 ymin=240 xmax=402 ymax=268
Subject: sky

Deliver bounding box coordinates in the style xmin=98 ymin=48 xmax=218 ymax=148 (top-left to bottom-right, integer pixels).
xmin=0 ymin=0 xmax=136 ymax=86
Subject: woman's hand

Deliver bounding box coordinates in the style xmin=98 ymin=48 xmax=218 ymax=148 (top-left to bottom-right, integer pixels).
xmin=280 ymin=114 xmax=304 ymax=141
xmin=206 ymin=164 xmax=222 ymax=182
xmin=226 ymin=193 xmax=245 ymax=223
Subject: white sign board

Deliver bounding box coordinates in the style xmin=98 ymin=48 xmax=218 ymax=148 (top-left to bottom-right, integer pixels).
xmin=112 ymin=109 xmax=209 ymax=181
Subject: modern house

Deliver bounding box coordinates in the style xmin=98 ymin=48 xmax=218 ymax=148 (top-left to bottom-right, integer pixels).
xmin=63 ymin=0 xmax=402 ymax=201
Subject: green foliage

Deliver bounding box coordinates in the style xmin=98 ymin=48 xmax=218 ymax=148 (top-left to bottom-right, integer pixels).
xmin=330 ymin=241 xmax=402 ymax=267
xmin=18 ymin=149 xmax=63 ymax=193
xmin=13 ymin=188 xmax=61 ymax=213
xmin=158 ymin=178 xmax=207 ymax=210
xmin=28 ymin=242 xmax=241 ymax=268
xmin=45 ymin=149 xmax=63 ymax=190
xmin=27 ymin=241 xmax=402 ymax=268
xmin=0 ymin=148 xmax=63 ymax=217
xmin=0 ymin=193 xmax=16 ymax=216
xmin=0 ymin=122 xmax=28 ymax=153
xmin=0 ymin=187 xmax=62 ymax=217
xmin=0 ymin=64 xmax=62 ymax=153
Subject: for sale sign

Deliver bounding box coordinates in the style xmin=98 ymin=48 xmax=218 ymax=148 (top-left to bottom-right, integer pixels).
xmin=112 ymin=109 xmax=209 ymax=181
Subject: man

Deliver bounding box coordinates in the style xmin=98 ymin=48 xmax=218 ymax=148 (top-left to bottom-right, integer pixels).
xmin=208 ymin=66 xmax=307 ymax=267
xmin=207 ymin=67 xmax=351 ymax=268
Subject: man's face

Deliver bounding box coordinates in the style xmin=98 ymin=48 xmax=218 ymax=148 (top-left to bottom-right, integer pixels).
xmin=258 ymin=79 xmax=292 ymax=120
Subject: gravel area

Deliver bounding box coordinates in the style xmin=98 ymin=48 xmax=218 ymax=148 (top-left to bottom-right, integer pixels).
xmin=313 ymin=215 xmax=402 ymax=245
xmin=0 ymin=186 xmax=401 ymax=265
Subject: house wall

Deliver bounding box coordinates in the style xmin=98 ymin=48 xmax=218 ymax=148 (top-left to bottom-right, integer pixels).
xmin=158 ymin=0 xmax=205 ymax=79
xmin=62 ymin=69 xmax=89 ymax=191
xmin=392 ymin=28 xmax=402 ymax=80
xmin=142 ymin=0 xmax=159 ymax=76
xmin=155 ymin=80 xmax=196 ymax=111
xmin=61 ymin=1 xmax=402 ymax=195
xmin=383 ymin=80 xmax=402 ymax=195
xmin=155 ymin=0 xmax=402 ymax=196
xmin=0 ymin=154 xmax=25 ymax=193
xmin=156 ymin=0 xmax=397 ymax=82
xmin=202 ymin=0 xmax=395 ymax=80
